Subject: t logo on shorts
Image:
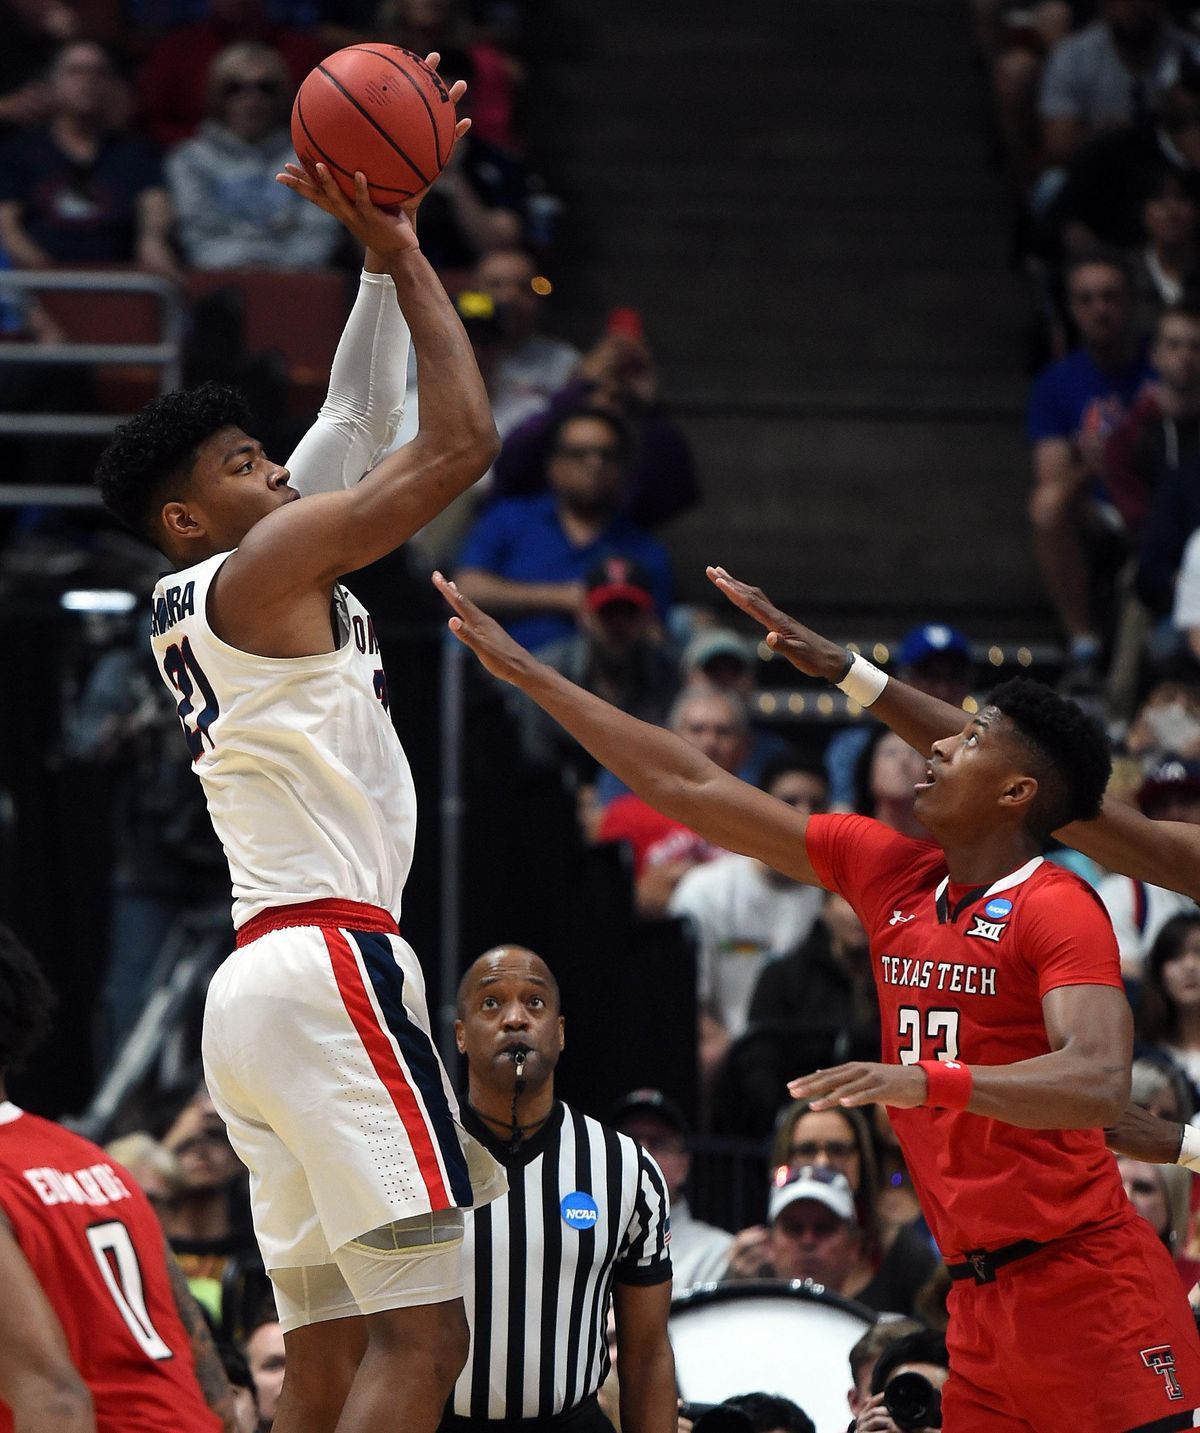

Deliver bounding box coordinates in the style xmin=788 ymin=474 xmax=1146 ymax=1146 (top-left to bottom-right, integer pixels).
xmin=1141 ymin=1345 xmax=1184 ymax=1401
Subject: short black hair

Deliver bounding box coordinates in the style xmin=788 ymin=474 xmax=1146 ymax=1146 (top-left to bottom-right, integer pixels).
xmin=95 ymin=382 xmax=251 ymax=545
xmin=869 ymin=1330 xmax=949 ymax=1396
xmin=985 ymin=677 xmax=1111 ymax=838
xmin=546 ymin=406 xmax=631 ymax=461
xmin=0 ymin=924 xmax=56 ymax=1074
xmin=1064 ymin=248 xmax=1131 ymax=292
xmin=758 ymin=751 xmax=828 ymax=796
xmin=722 ymin=1393 xmax=815 ymax=1433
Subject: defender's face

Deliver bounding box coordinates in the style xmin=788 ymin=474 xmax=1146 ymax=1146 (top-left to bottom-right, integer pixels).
xmin=913 ymin=709 xmax=1029 ymax=834
xmin=164 ymin=425 xmax=297 ymax=554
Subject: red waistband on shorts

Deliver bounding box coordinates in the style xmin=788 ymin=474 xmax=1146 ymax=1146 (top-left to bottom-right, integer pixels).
xmin=235 ymin=899 xmax=399 ymax=948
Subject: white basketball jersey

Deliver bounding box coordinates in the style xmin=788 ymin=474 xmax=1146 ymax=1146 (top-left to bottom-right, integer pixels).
xmin=149 ymin=551 xmax=417 ymax=928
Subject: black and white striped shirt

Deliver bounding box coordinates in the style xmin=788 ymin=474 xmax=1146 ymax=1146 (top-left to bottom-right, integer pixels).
xmin=453 ymin=1101 xmax=672 ymax=1421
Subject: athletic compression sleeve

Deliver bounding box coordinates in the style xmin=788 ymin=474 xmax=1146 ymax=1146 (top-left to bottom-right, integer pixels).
xmin=285 ymin=269 xmax=412 ymax=497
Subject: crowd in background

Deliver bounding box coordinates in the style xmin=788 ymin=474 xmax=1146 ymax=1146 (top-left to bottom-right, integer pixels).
xmin=11 ymin=0 xmax=1200 ymax=1429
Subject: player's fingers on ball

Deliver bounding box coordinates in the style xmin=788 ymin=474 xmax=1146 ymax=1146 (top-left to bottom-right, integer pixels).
xmin=454 ymin=116 xmax=472 ymax=139
xmin=447 ymin=78 xmax=467 ymax=103
xmin=424 ymin=50 xmax=440 ymax=69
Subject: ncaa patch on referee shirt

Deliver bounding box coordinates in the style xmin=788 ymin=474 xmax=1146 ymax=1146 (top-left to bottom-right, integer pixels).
xmin=561 ymin=1191 xmax=599 ymax=1229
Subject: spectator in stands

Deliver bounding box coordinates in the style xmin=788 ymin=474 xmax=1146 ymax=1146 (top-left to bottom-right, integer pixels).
xmin=1136 ymin=910 xmax=1200 ymax=1087
xmin=138 ymin=0 xmax=327 ymax=150
xmin=853 ymin=727 xmax=928 ymax=839
xmin=609 ymin=1088 xmax=734 ymax=1293
xmin=376 ymin=0 xmax=519 ymax=150
xmin=854 ymin=1330 xmax=949 ymax=1433
xmin=456 ymin=406 xmax=673 ymax=651
xmin=745 ymin=890 xmax=875 ymax=1040
xmin=1131 ymin=1052 xmax=1197 ymax=1120
xmin=825 ymin=624 xmax=972 ymax=809
xmin=471 ymin=245 xmax=581 ymax=439
xmin=845 ymin=1318 xmax=924 ymax=1425
xmin=679 ymin=631 xmax=790 ymax=785
xmin=1133 ymin=168 xmax=1200 ymax=326
xmin=104 ymin=1130 xmax=185 ymax=1207
xmin=511 ymin=555 xmax=678 ymax=790
xmin=668 ymin=754 xmax=827 ymax=1041
xmin=777 ymin=1103 xmax=936 ymax=1316
xmin=166 ymin=42 xmax=341 ymax=271
xmin=1027 ymin=252 xmax=1152 ymax=686
xmin=160 ymin=1086 xmax=255 ymax=1322
xmin=1124 ymin=681 xmax=1200 ymax=763
xmin=1118 ymin=1157 xmax=1195 ymax=1276
xmin=493 ymin=319 xmax=702 ymax=529
xmin=597 ymin=687 xmax=745 ymax=918
xmin=0 ymin=39 xmax=177 ymax=275
xmin=245 ymin=1314 xmax=285 ymax=1430
xmin=0 ymin=0 xmax=78 ymax=134
xmin=1108 ymin=301 xmax=1200 ymax=553
xmin=1038 ymin=0 xmax=1197 ymax=172
xmin=1100 ymin=757 xmax=1200 ymax=975
xmin=724 ymin=1165 xmax=917 ymax=1316
xmin=1052 ymin=52 xmax=1200 ymax=255
xmin=714 ymin=1394 xmax=816 ymax=1433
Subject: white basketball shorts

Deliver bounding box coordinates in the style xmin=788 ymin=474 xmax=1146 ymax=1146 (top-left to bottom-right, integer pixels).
xmin=201 ymin=899 xmax=504 ymax=1275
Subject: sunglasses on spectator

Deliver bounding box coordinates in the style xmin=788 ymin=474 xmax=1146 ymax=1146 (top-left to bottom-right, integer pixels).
xmin=553 ymin=444 xmax=623 ymax=463
xmin=789 ymin=1139 xmax=858 ymax=1162
xmin=223 ymin=78 xmax=280 ymax=96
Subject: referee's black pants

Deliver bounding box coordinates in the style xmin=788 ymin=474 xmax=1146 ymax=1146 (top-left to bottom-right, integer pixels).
xmin=438 ymin=1395 xmax=615 ymax=1433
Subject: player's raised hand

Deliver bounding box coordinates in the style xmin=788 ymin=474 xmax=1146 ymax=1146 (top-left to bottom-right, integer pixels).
xmin=276 ymin=163 xmax=421 ymax=258
xmin=1104 ymin=1101 xmax=1186 ymax=1164
xmin=788 ymin=1061 xmax=927 ymax=1112
xmin=706 ymin=566 xmax=849 ymax=682
xmin=434 ymin=571 xmax=536 ymax=686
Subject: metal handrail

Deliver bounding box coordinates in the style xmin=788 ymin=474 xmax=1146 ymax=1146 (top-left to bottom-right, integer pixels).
xmin=0 ymin=269 xmax=185 ymax=437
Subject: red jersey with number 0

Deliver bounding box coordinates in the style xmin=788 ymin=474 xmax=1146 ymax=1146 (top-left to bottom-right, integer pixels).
xmin=0 ymin=1105 xmax=220 ymax=1433
xmin=805 ymin=814 xmax=1130 ymax=1259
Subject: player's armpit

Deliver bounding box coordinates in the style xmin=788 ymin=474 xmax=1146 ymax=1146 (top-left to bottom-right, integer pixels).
xmin=1105 ymin=1103 xmax=1186 ymax=1164
xmin=163 ymin=1238 xmax=240 ymax=1431
xmin=0 ymin=1217 xmax=95 ymax=1432
xmin=613 ymin=1280 xmax=677 ymax=1433
xmin=1059 ymin=795 xmax=1200 ymax=903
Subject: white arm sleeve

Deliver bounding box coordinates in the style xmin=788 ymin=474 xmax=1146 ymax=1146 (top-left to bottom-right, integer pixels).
xmin=285 ymin=269 xmax=412 ymax=497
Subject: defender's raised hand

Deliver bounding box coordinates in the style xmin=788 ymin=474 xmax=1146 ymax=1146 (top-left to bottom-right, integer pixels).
xmin=706 ymin=565 xmax=849 ymax=682
xmin=434 ymin=571 xmax=538 ymax=687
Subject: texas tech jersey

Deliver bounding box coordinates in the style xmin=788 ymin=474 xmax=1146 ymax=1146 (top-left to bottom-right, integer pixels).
xmin=805 ymin=814 xmax=1130 ymax=1259
xmin=0 ymin=1104 xmax=219 ymax=1433
xmin=149 ymin=551 xmax=417 ymax=929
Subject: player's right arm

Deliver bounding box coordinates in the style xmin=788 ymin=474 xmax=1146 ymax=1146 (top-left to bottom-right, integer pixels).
xmin=709 ymin=567 xmax=1200 ymax=902
xmin=0 ymin=1214 xmax=95 ymax=1432
xmin=434 ymin=573 xmax=823 ymax=884
xmin=208 ymin=169 xmax=500 ymax=644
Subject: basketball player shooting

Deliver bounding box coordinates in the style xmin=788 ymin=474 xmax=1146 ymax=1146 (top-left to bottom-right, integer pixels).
xmin=434 ymin=570 xmax=1200 ymax=1433
xmin=93 ymin=98 xmax=506 ymax=1433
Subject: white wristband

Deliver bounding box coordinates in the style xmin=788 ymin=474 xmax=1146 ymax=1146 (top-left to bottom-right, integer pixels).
xmin=836 ymin=653 xmax=889 ymax=708
xmin=1178 ymin=1123 xmax=1200 ymax=1172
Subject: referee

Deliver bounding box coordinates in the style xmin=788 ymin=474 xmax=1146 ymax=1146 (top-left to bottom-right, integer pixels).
xmin=444 ymin=945 xmax=676 ymax=1433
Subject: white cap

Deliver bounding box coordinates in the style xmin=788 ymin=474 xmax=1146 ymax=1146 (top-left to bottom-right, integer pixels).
xmin=768 ymin=1165 xmax=856 ymax=1226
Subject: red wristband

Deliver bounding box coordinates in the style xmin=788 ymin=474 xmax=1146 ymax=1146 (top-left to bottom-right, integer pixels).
xmin=918 ymin=1059 xmax=973 ymax=1110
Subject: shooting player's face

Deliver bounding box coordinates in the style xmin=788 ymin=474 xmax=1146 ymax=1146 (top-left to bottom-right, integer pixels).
xmin=161 ymin=425 xmax=297 ymax=556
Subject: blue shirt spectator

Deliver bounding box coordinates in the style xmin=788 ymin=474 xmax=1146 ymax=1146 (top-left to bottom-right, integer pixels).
xmin=1027 ymin=346 xmax=1154 ymax=452
xmin=456 ymin=407 xmax=673 ymax=651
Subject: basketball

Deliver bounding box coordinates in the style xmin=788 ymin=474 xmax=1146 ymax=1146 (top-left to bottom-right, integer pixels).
xmin=291 ymin=45 xmax=457 ymax=208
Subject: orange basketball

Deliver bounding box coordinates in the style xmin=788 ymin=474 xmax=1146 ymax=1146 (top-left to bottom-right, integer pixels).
xmin=291 ymin=45 xmax=456 ymax=208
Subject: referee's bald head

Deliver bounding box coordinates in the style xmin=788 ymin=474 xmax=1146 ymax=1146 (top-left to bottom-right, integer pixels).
xmin=456 ymin=946 xmax=562 ymax=1019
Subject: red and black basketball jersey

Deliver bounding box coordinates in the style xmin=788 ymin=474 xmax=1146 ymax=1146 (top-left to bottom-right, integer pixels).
xmin=805 ymin=814 xmax=1131 ymax=1259
xmin=0 ymin=1105 xmax=219 ymax=1433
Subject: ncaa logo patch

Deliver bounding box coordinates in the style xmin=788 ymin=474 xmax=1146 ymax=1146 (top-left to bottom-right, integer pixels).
xmin=984 ymin=898 xmax=1013 ymax=920
xmin=561 ymin=1191 xmax=599 ymax=1230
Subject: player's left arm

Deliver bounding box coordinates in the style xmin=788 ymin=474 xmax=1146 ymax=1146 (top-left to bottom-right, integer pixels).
xmin=791 ymin=983 xmax=1131 ymax=1128
xmin=613 ymin=1280 xmax=677 ymax=1433
xmin=0 ymin=1213 xmax=95 ymax=1431
xmin=163 ymin=1239 xmax=241 ymax=1432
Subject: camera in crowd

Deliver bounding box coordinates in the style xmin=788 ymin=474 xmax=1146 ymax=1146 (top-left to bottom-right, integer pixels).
xmin=882 ymin=1371 xmax=942 ymax=1431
